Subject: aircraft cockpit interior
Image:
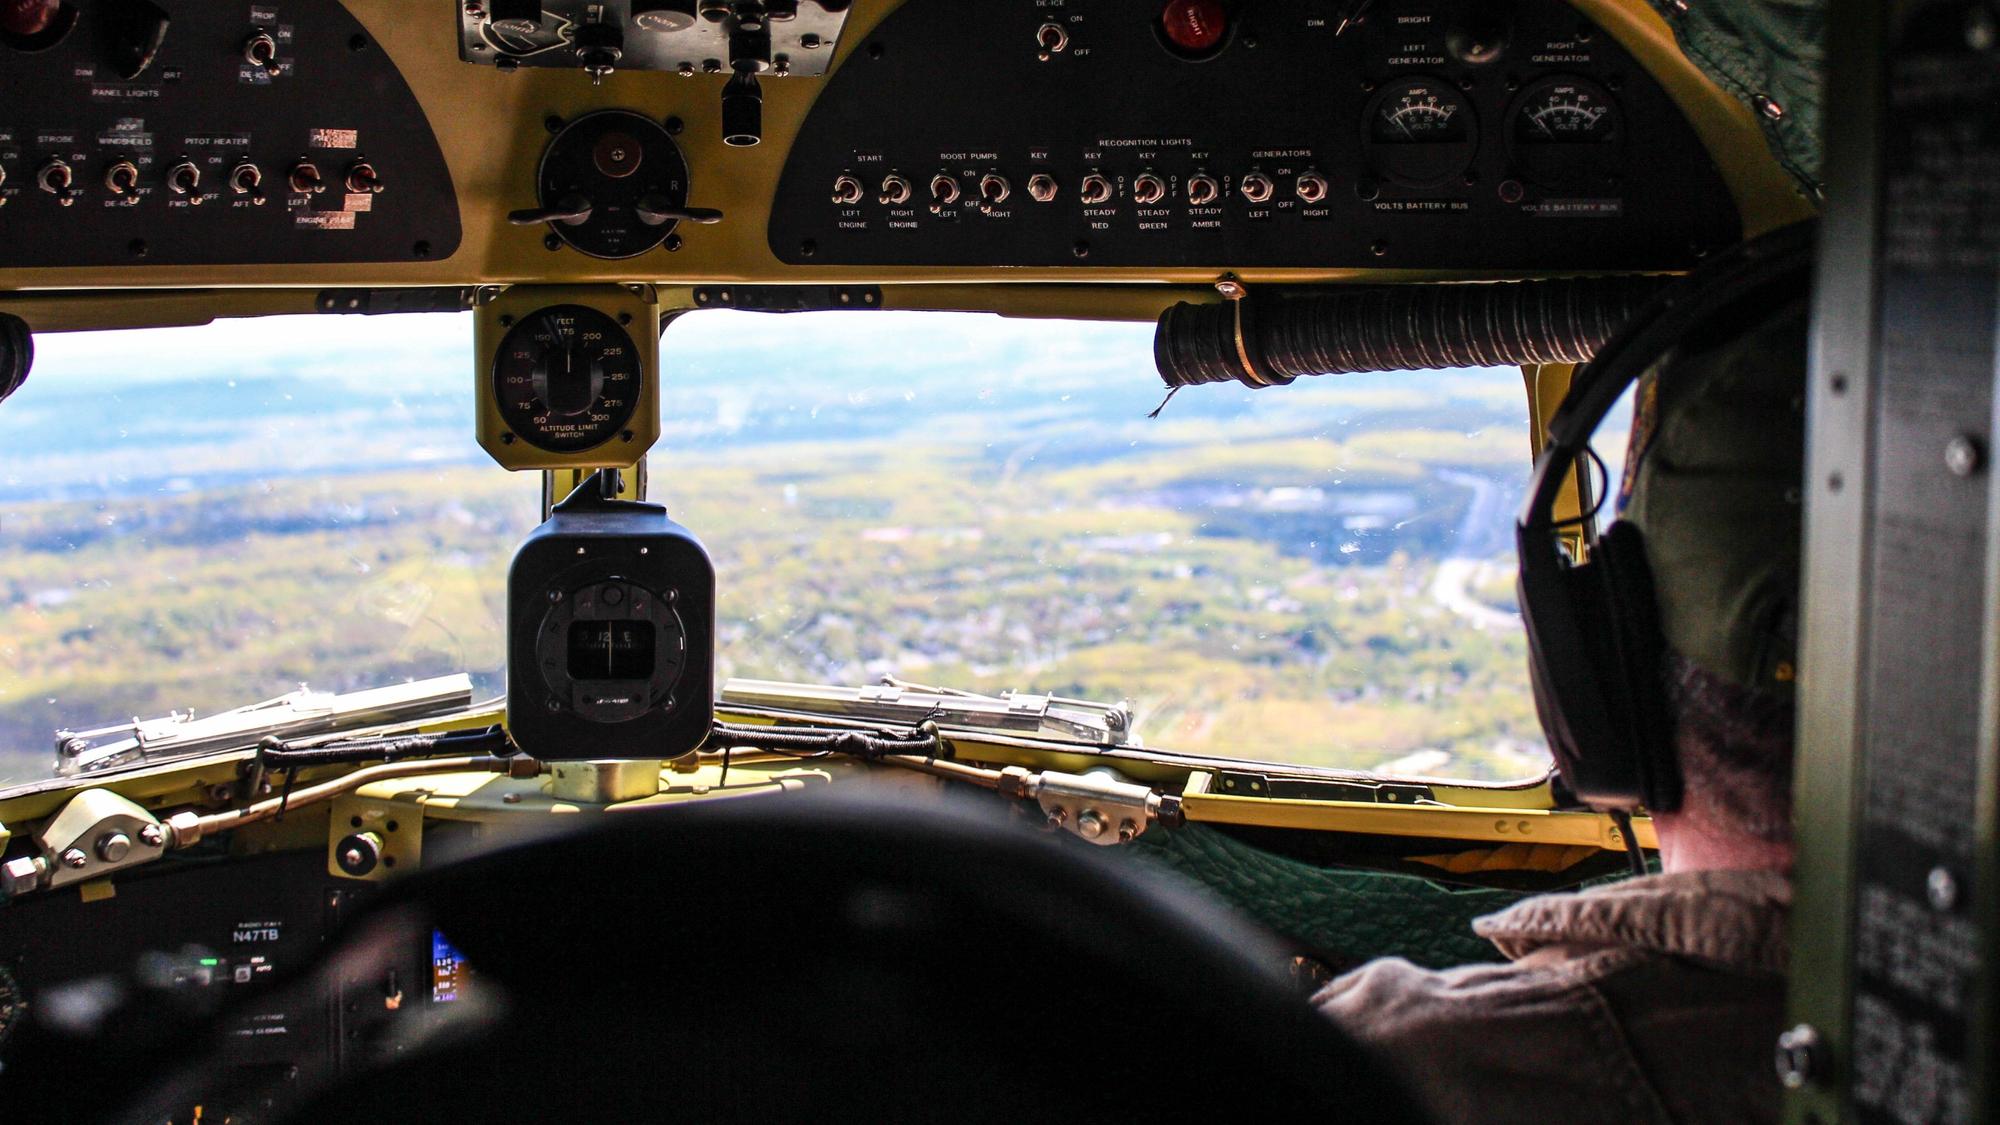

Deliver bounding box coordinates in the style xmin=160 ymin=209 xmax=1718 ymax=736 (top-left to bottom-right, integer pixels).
xmin=0 ymin=1 xmax=1988 ymax=1121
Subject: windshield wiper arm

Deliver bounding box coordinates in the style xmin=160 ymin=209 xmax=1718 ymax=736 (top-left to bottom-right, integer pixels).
xmin=719 ymin=676 xmax=1139 ymax=747
xmin=54 ymin=674 xmax=479 ymax=776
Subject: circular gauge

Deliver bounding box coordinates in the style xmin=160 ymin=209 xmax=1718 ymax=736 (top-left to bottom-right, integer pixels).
xmin=535 ymin=110 xmax=692 ymax=260
xmin=535 ymin=576 xmax=689 ymax=724
xmin=1507 ymin=75 xmax=1624 ymax=189
xmin=492 ymin=305 xmax=642 ymax=454
xmin=1363 ymin=77 xmax=1479 ymax=188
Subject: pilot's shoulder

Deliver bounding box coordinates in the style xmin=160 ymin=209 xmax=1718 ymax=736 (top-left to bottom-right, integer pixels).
xmin=1313 ymin=953 xmax=1676 ymax=1123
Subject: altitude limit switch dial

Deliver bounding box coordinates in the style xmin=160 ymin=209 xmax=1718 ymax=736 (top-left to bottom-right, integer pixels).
xmin=491 ymin=304 xmax=643 ymax=455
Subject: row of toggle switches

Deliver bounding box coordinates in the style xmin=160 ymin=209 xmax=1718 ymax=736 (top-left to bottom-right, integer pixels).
xmin=830 ymin=169 xmax=1333 ymax=211
xmin=4 ymin=157 xmax=383 ymax=206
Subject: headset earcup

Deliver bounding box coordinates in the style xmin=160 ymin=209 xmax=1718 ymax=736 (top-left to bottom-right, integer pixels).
xmin=1516 ymin=521 xmax=1681 ymax=813
xmin=1592 ymin=521 xmax=1680 ymax=812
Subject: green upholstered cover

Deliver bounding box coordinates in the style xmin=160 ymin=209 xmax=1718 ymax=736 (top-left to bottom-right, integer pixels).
xmin=1647 ymin=0 xmax=1824 ymax=196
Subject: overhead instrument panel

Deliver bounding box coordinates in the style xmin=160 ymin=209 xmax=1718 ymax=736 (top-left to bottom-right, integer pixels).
xmin=456 ymin=0 xmax=856 ymax=147
xmin=0 ymin=0 xmax=460 ymax=269
xmin=768 ymin=0 xmax=1739 ymax=270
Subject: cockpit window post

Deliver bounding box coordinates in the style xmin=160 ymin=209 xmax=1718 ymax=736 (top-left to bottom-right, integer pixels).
xmin=1783 ymin=3 xmax=2000 ymax=1121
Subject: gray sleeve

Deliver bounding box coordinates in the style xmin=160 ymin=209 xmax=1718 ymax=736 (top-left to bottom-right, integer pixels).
xmin=1313 ymin=957 xmax=1675 ymax=1125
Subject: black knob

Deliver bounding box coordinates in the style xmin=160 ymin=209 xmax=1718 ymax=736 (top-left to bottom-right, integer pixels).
xmin=572 ymin=17 xmax=623 ymax=83
xmin=721 ymin=67 xmax=762 ymax=147
xmin=1446 ymin=0 xmax=1513 ymax=64
xmin=335 ymin=832 xmax=383 ymax=877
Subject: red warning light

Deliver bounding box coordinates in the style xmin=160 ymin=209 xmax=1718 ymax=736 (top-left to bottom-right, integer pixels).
xmin=1159 ymin=0 xmax=1228 ymax=54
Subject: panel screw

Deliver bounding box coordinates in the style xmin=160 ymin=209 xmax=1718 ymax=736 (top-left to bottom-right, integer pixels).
xmin=546 ymin=699 xmax=563 ymax=713
xmin=1945 ymin=434 xmax=1983 ymax=477
xmin=1775 ymin=1024 xmax=1822 ymax=1089
xmin=543 ymin=234 xmax=563 ymax=252
xmin=60 ymin=848 xmax=88 ymax=869
xmin=498 ymin=314 xmax=514 ymax=327
xmin=1754 ymin=94 xmax=1786 ymax=121
xmin=665 ymin=233 xmax=683 ymax=251
xmin=1927 ymin=865 xmax=1960 ymax=911
xmin=663 ymin=116 xmax=683 ymax=135
xmin=138 ymin=823 xmax=164 ymax=848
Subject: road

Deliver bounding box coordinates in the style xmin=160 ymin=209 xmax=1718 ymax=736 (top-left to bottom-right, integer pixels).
xmin=1428 ymin=469 xmax=1521 ymax=631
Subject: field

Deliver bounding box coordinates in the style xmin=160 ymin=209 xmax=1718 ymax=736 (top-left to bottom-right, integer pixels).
xmin=0 ymin=311 xmax=1548 ymax=786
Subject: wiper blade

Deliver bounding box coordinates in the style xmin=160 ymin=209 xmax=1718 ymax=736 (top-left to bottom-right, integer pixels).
xmin=719 ymin=676 xmax=1140 ymax=747
xmin=54 ymin=674 xmax=478 ymax=776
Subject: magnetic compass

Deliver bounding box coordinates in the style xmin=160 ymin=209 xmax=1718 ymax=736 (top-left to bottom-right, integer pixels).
xmin=1363 ymin=77 xmax=1479 ymax=188
xmin=491 ymin=304 xmax=642 ymax=455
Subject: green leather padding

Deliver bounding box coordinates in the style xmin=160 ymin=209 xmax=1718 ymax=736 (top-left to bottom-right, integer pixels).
xmin=1647 ymin=0 xmax=1824 ymax=197
xmin=1130 ymin=823 xmax=1531 ymax=969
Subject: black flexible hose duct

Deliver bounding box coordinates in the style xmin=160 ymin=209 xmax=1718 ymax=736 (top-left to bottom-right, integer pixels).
xmin=257 ymin=724 xmax=513 ymax=767
xmin=711 ymin=721 xmax=945 ymax=761
xmin=1153 ymin=276 xmax=1671 ymax=390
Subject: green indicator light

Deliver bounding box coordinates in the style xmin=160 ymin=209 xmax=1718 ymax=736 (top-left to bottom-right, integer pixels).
xmin=199 ymin=958 xmax=219 ymax=966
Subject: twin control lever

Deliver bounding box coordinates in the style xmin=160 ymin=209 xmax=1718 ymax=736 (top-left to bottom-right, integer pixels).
xmin=507 ymin=194 xmax=725 ymax=228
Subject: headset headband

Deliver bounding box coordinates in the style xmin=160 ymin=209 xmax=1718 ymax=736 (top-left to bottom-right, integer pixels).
xmin=1520 ymin=221 xmax=1819 ymax=539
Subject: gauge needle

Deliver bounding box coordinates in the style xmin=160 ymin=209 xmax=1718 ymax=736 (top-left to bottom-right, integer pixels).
xmin=1390 ymin=112 xmax=1415 ymax=141
xmin=606 ymin=625 xmax=614 ymax=674
xmin=1533 ymin=114 xmax=1557 ymax=140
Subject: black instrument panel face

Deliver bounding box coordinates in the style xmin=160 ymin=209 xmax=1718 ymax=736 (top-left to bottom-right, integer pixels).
xmin=0 ymin=0 xmax=460 ymax=269
xmin=770 ymin=0 xmax=1740 ymax=270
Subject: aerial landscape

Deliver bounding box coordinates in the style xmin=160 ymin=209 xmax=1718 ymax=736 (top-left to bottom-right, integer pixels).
xmin=0 ymin=309 xmax=1550 ymax=786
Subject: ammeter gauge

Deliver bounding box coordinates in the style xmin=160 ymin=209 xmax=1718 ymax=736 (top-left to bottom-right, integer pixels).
xmin=1363 ymin=77 xmax=1479 ymax=188
xmin=1507 ymin=76 xmax=1623 ymax=189
xmin=476 ymin=286 xmax=661 ymax=471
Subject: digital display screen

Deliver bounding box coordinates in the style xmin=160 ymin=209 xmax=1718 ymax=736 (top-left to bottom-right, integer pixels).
xmin=567 ymin=619 xmax=655 ymax=680
xmin=431 ymin=930 xmax=471 ymax=1003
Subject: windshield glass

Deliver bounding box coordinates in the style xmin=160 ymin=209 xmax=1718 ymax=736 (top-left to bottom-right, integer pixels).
xmin=0 ymin=310 xmax=1546 ymax=788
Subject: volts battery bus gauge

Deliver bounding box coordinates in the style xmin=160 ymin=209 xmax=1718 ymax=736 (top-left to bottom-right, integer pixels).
xmin=1507 ymin=76 xmax=1624 ymax=189
xmin=1363 ymin=77 xmax=1479 ymax=188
